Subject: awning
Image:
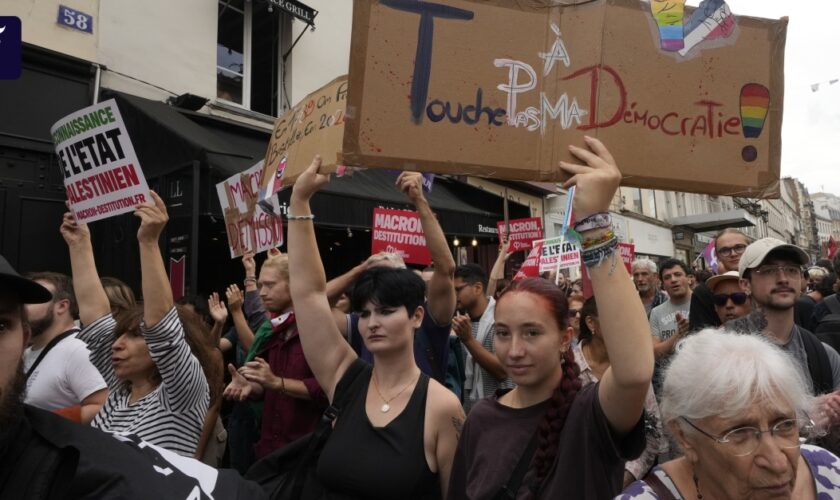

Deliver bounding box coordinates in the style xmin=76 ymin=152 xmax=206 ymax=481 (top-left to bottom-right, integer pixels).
xmin=277 ymin=168 xmax=531 ymax=237
xmin=101 ymin=89 xmax=270 ymax=178
xmin=667 ymin=209 xmax=757 ymax=232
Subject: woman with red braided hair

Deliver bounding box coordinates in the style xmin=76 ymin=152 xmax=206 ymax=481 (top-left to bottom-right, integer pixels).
xmin=448 ymin=137 xmax=654 ymax=499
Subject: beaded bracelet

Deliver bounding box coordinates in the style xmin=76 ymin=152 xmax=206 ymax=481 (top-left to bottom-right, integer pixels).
xmin=287 ymin=213 xmax=315 ymax=221
xmin=582 ymin=236 xmax=619 ymax=268
xmin=244 ymin=277 xmax=257 ymax=284
xmin=574 ymin=212 xmax=611 ymax=233
xmin=580 ymin=230 xmax=616 ymax=250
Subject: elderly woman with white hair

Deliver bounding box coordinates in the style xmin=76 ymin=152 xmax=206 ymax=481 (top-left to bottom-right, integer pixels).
xmin=618 ymin=330 xmax=840 ymax=499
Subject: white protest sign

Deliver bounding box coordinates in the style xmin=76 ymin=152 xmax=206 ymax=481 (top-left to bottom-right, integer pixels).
xmin=216 ymin=160 xmax=284 ymax=258
xmin=51 ymin=99 xmax=150 ymax=224
xmin=537 ymin=236 xmax=581 ymax=273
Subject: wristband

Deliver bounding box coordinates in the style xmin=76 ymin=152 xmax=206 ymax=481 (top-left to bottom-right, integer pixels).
xmin=279 ymin=376 xmax=286 ymax=394
xmin=286 ymin=213 xmax=315 ymax=221
xmin=574 ymin=212 xmax=611 ymax=233
xmin=244 ymin=277 xmax=257 ymax=284
xmin=580 ymin=230 xmax=616 ymax=250
xmin=582 ymin=236 xmax=619 ymax=268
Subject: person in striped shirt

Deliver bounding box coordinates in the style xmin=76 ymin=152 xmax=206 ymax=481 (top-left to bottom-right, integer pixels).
xmin=61 ymin=191 xmax=212 ymax=456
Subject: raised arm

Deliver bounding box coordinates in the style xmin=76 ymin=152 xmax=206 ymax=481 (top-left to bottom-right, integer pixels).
xmin=397 ymin=173 xmax=456 ymax=324
xmin=288 ymin=156 xmax=358 ymax=401
xmin=134 ymin=191 xmax=174 ymax=327
xmin=559 ymin=136 xmax=653 ymax=435
xmin=226 ymin=284 xmax=256 ymax=351
xmin=60 ymin=212 xmax=110 ymax=325
xmin=487 ymin=234 xmax=513 ymax=298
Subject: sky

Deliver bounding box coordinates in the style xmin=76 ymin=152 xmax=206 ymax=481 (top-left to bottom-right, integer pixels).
xmin=710 ymin=1 xmax=840 ymax=197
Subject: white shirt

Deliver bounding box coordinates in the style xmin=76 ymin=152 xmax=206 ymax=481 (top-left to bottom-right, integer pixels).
xmin=23 ymin=330 xmax=107 ymax=411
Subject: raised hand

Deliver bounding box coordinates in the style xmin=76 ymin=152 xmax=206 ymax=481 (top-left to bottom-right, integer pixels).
xmin=558 ymin=136 xmax=622 ymax=220
xmin=60 ymin=211 xmax=91 ymax=247
xmin=242 ymin=250 xmax=256 ymax=276
xmin=396 ymin=172 xmax=426 ymax=206
xmin=226 ymin=284 xmax=244 ymax=313
xmin=451 ymin=313 xmax=473 ymax=343
xmin=134 ymin=191 xmax=169 ymax=244
xmin=290 ymin=155 xmax=330 ymax=203
xmin=223 ymin=363 xmax=252 ymax=402
xmin=208 ymin=292 xmax=228 ymax=325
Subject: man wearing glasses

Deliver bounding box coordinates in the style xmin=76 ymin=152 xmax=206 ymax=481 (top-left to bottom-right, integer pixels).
xmin=689 ymin=229 xmax=750 ymax=331
xmin=705 ymin=271 xmax=751 ymax=324
xmin=726 ymin=238 xmax=840 ymax=396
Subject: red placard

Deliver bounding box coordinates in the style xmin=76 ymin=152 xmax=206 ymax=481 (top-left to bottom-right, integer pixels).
xmin=496 ymin=217 xmax=544 ymax=252
xmin=513 ymin=242 xmax=544 ymax=280
xmin=371 ymin=208 xmax=432 ymax=266
xmin=618 ymin=243 xmax=635 ymax=273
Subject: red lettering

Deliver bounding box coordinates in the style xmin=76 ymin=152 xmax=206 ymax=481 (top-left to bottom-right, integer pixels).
xmin=562 ymin=64 xmax=627 ymax=131
xmin=660 ymin=112 xmax=680 ymax=136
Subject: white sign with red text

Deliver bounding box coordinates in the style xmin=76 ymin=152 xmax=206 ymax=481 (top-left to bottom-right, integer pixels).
xmin=51 ymin=99 xmax=151 ymax=224
xmin=216 ymin=160 xmax=284 ymax=258
xmin=536 ymin=237 xmax=581 ymax=273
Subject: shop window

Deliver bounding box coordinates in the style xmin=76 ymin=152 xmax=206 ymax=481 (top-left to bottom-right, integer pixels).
xmin=622 ymin=187 xmax=657 ymax=219
xmin=216 ymin=0 xmax=284 ymax=115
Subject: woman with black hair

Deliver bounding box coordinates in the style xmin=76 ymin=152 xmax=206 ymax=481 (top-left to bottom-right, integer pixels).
xmin=575 ymin=297 xmax=667 ymax=487
xmin=448 ymin=137 xmax=654 ymax=499
xmin=285 ymin=159 xmax=464 ymax=499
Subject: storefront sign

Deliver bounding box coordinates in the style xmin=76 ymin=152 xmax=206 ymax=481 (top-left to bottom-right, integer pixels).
xmin=371 ymin=207 xmax=432 ymax=265
xmin=497 ymin=217 xmax=544 ymax=252
xmin=217 ymin=160 xmax=284 ymax=258
xmin=51 ymin=99 xmax=151 ymax=224
xmin=57 ymin=5 xmax=93 ymax=34
xmin=269 ymin=0 xmax=317 ymax=25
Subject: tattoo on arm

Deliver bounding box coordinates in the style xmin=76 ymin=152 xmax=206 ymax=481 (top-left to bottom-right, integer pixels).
xmin=452 ymin=416 xmax=464 ymax=440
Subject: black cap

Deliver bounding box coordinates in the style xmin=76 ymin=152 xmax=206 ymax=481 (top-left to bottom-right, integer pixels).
xmin=0 ymin=254 xmax=53 ymax=304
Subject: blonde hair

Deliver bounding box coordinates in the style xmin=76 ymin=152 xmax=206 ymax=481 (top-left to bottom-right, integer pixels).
xmin=261 ymin=252 xmax=290 ymax=282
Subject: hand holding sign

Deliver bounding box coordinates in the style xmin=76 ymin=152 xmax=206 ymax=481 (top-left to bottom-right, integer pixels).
xmin=559 ymin=136 xmax=621 ymax=220
xmin=134 ymin=191 xmax=168 ymax=245
xmin=59 ymin=211 xmax=91 ymax=247
xmin=290 ymin=155 xmax=330 ymax=204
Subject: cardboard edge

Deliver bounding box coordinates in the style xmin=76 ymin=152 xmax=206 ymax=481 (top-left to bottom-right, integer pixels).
xmin=344 ymin=0 xmax=373 ymax=167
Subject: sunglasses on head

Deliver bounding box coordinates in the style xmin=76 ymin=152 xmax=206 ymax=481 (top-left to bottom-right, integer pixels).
xmin=713 ymin=292 xmax=748 ymax=306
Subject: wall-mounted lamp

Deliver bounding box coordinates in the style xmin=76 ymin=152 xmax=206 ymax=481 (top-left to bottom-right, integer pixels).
xmin=453 ymin=237 xmax=461 ymax=247
xmin=471 ymin=238 xmax=478 ymax=247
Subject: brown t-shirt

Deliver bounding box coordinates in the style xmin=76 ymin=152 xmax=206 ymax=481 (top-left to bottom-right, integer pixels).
xmin=448 ymin=383 xmax=645 ymax=499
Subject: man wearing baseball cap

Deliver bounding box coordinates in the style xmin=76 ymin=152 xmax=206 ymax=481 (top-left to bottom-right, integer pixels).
xmin=0 ymin=254 xmax=265 ymax=499
xmin=725 ymin=238 xmax=840 ymax=396
xmin=705 ymin=271 xmax=751 ymax=324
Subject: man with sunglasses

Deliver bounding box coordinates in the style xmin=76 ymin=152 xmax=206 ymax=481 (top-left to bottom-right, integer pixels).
xmin=689 ymin=229 xmax=750 ymax=332
xmin=726 ymin=238 xmax=840 ymax=397
xmin=706 ymin=271 xmax=751 ymax=324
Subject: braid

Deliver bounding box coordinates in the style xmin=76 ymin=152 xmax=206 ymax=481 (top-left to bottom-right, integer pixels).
xmin=530 ymin=348 xmax=582 ymax=491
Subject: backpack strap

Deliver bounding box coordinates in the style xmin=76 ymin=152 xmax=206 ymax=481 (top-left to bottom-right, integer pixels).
xmin=642 ymin=471 xmax=681 ymax=500
xmin=25 ymin=330 xmax=76 ymax=380
xmin=826 ymin=295 xmax=840 ymax=315
xmin=800 ymin=327 xmax=834 ymax=395
xmin=493 ymin=433 xmax=538 ymax=500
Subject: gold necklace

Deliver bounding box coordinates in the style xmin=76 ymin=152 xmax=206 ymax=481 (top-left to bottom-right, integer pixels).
xmin=371 ymin=371 xmax=417 ymax=413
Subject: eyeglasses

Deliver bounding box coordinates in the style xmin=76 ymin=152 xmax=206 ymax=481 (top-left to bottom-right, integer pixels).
xmin=717 ymin=244 xmax=747 ymax=257
xmin=712 ymin=292 xmax=748 ymax=306
xmin=753 ymin=265 xmax=802 ymax=280
xmin=568 ymin=308 xmax=581 ymax=318
xmin=680 ymin=416 xmax=810 ymax=457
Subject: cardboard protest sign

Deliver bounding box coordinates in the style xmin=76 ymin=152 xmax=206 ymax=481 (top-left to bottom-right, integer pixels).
xmin=536 ymin=237 xmax=581 ymax=273
xmin=371 ymin=208 xmax=432 ymax=265
xmin=261 ymin=76 xmax=349 ymax=192
xmin=216 ymin=161 xmax=284 ymax=258
xmin=497 ymin=217 xmax=543 ymax=252
xmin=331 ymin=0 xmax=786 ymax=198
xmin=51 ymin=99 xmax=151 ymax=223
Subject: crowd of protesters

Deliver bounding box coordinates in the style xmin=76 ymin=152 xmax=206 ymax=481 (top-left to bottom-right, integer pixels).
xmin=3 ymin=138 xmax=840 ymax=498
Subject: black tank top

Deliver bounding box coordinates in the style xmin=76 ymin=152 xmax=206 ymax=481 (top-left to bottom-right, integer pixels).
xmin=317 ymin=362 xmax=440 ymax=499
